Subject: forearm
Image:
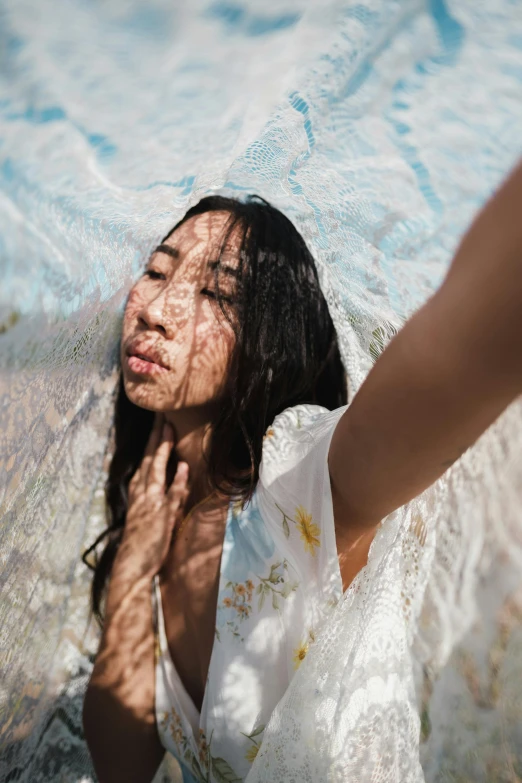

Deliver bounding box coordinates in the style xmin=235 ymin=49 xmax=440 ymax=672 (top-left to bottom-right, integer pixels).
xmin=329 ymin=159 xmax=522 ymax=525
xmin=439 ymin=158 xmax=522 ymax=380
xmin=83 ymin=543 xmax=163 ymax=783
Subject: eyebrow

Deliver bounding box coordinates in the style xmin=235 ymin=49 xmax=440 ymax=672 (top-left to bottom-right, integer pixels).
xmin=208 ymin=259 xmax=240 ymax=278
xmin=152 ymin=244 xmax=180 ymax=260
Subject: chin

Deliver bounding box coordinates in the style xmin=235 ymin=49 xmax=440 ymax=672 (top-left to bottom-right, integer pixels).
xmin=122 ymin=364 xmax=224 ymax=417
xmin=122 ymin=374 xmax=163 ymax=411
xmin=122 ymin=376 xmax=193 ymax=415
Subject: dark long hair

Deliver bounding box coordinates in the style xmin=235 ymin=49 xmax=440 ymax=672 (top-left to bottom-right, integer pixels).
xmin=83 ymin=195 xmax=348 ymax=625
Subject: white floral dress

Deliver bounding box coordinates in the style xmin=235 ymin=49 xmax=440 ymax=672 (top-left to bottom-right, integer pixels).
xmin=153 ymin=402 xmax=349 ymax=783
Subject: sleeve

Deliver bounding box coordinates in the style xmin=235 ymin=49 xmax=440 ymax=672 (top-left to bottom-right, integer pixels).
xmin=256 ymin=402 xmax=350 ymax=607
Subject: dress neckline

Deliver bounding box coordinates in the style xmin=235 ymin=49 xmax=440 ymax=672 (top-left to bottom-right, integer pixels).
xmin=153 ymin=497 xmax=234 ymax=738
xmin=154 ymin=575 xmax=201 ymax=735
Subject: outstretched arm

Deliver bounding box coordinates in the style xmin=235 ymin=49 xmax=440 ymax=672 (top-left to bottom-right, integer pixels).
xmin=328 ymin=159 xmax=522 ymax=530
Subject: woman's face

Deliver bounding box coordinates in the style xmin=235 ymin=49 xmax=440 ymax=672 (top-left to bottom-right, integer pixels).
xmin=121 ymin=210 xmax=239 ymax=416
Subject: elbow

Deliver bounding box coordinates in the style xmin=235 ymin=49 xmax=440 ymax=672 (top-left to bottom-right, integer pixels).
xmin=82 ymin=684 xmax=163 ymax=783
xmin=82 ymin=686 xmax=118 ymax=783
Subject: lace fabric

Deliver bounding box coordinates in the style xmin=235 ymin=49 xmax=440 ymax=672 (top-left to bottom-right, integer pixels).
xmin=1 ymin=1 xmax=522 ymax=781
xmin=246 ymin=401 xmax=522 ymax=782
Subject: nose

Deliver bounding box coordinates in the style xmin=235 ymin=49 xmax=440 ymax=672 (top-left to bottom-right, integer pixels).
xmin=137 ymin=289 xmax=174 ymax=339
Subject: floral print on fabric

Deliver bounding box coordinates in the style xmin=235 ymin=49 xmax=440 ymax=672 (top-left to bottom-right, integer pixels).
xmin=217 ymin=560 xmax=299 ymax=641
xmin=276 ymin=502 xmax=321 ymax=556
xmin=255 ymin=560 xmax=299 ymax=612
xmin=217 ymin=580 xmax=254 ymax=642
xmin=160 ymin=709 xmax=242 ymax=783
xmin=154 ymin=403 xmax=346 ymax=783
xmin=292 ymin=629 xmax=317 ymax=670
xmin=241 ymin=723 xmax=265 ymax=764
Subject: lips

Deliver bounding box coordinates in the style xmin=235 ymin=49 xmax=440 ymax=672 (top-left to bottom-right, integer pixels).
xmin=126 ymin=340 xmax=169 ymax=370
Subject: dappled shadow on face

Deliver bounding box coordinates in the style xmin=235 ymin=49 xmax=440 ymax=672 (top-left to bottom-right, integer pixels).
xmin=120 ymin=211 xmax=242 ymax=419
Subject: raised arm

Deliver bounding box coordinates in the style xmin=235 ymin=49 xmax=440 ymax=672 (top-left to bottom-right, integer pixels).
xmin=328 ymin=159 xmax=522 ymax=528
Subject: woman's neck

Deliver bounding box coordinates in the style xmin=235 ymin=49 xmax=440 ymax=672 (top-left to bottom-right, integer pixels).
xmin=163 ymin=404 xmax=216 ymax=502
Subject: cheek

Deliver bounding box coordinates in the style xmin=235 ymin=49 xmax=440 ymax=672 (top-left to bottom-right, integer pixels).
xmin=122 ymin=288 xmax=143 ymax=328
xmin=192 ymin=314 xmax=235 ymax=383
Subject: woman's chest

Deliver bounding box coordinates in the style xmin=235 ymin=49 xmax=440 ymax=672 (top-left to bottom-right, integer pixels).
xmin=154 ymin=490 xmax=340 ymax=781
xmin=155 ymin=551 xmax=320 ymax=782
xmin=159 ymin=504 xmax=229 ymax=714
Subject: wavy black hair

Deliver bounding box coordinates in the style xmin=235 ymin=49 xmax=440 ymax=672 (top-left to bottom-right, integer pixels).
xmin=83 ymin=194 xmax=348 ymax=625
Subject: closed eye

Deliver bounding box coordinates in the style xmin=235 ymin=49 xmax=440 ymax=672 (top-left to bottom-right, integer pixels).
xmin=200 ymin=287 xmax=234 ymax=305
xmin=144 ymin=270 xmax=166 ymax=280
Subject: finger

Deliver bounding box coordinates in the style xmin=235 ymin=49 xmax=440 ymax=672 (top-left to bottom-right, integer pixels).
xmin=148 ymin=422 xmax=175 ymax=492
xmin=167 ymin=461 xmax=190 ymax=515
xmin=140 ymin=413 xmax=164 ymax=484
xmin=128 ymin=468 xmax=141 ymax=496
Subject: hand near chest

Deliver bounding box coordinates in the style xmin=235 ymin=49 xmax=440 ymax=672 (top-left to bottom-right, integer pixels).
xmin=84 ymin=415 xmax=192 ymax=783
xmin=120 ymin=414 xmax=190 ymax=577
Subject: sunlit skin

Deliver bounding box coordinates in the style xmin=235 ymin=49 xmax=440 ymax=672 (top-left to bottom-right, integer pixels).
xmin=118 ymin=209 xmax=375 ymax=715
xmin=84 ymin=162 xmax=522 ymax=783
xmin=119 ymin=210 xmax=246 ymax=714
xmin=121 ymin=210 xmax=240 ymax=499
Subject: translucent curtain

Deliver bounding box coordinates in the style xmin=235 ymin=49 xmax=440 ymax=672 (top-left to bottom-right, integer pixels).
xmin=1 ymin=1 xmax=521 ymax=780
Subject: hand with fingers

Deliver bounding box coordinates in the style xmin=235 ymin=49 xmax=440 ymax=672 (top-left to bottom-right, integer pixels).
xmin=84 ymin=412 xmax=188 ymax=782
xmin=121 ymin=412 xmax=190 ymax=577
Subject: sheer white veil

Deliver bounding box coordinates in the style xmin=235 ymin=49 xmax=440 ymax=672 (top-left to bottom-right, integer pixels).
xmin=1 ymin=1 xmax=522 ymax=781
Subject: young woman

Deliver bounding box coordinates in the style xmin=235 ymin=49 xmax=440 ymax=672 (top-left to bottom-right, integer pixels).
xmin=83 ymin=161 xmax=522 ymax=783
